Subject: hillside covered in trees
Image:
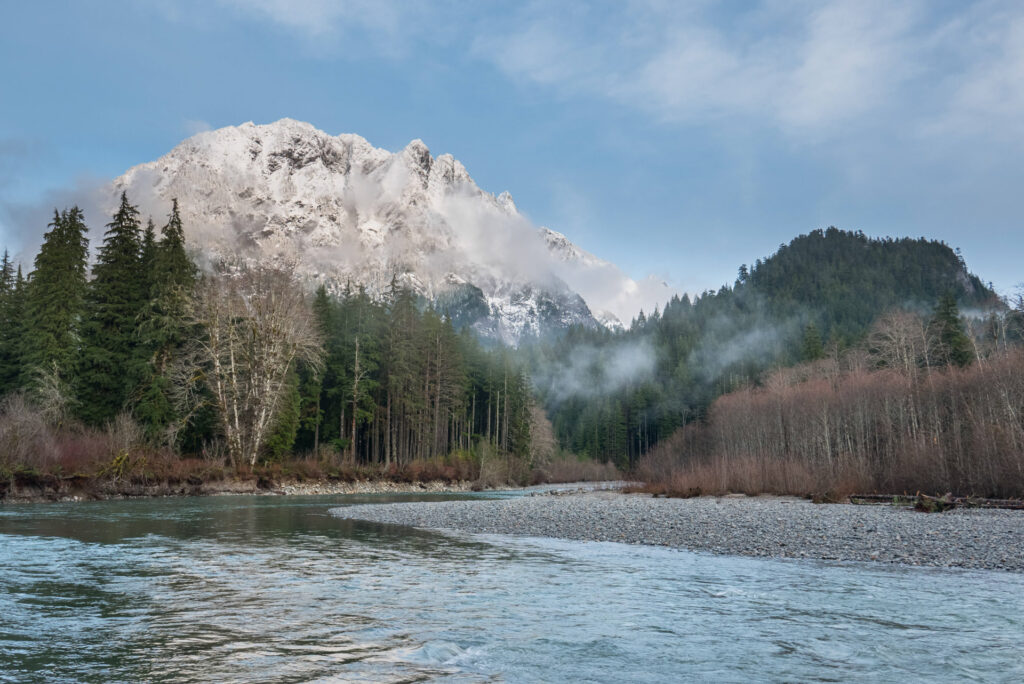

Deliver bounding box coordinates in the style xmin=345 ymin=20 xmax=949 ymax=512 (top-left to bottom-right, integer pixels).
xmin=2 ymin=205 xmax=1020 ymax=499
xmin=526 ymin=228 xmax=1006 ymax=468
xmin=638 ymin=300 xmax=1024 ymax=499
xmin=0 ymin=195 xmax=547 ymax=497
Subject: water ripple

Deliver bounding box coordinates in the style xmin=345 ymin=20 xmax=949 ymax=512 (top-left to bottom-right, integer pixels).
xmin=1 ymin=495 xmax=1022 ymax=682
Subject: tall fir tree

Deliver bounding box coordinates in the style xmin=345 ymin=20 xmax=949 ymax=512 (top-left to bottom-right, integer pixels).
xmin=134 ymin=199 xmax=199 ymax=442
xmin=140 ymin=218 xmax=158 ymax=290
xmin=294 ymin=360 xmax=323 ymax=453
xmin=800 ymin=322 xmax=825 ymax=362
xmin=152 ymin=199 xmax=195 ymax=290
xmin=929 ymin=292 xmax=973 ymax=367
xmin=0 ymin=257 xmax=26 ymax=395
xmin=0 ymin=249 xmax=12 ymax=294
xmin=20 ymin=208 xmax=90 ymax=387
xmin=78 ymin=192 xmax=147 ymax=425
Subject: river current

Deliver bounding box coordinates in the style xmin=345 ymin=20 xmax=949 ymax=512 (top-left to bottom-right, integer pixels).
xmin=1 ymin=493 xmax=1021 ymax=682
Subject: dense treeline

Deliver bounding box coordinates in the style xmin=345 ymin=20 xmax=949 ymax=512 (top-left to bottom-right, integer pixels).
xmin=0 ymin=195 xmax=197 ymax=432
xmin=288 ymin=282 xmax=533 ymax=469
xmin=3 ymin=200 xmax=1016 ymax=496
xmin=0 ymin=195 xmax=537 ymax=490
xmin=528 ymin=227 xmax=1003 ymax=466
xmin=638 ymin=300 xmax=1024 ymax=498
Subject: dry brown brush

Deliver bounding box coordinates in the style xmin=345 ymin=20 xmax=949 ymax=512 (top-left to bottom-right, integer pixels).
xmin=639 ymin=349 xmax=1024 ymax=498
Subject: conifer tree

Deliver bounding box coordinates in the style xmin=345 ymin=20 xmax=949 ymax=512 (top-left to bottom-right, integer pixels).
xmin=929 ymin=292 xmax=973 ymax=367
xmin=266 ymin=370 xmax=302 ymax=460
xmin=800 ymin=322 xmax=825 ymax=362
xmin=142 ymin=218 xmax=157 ymax=263
xmin=0 ymin=259 xmax=26 ymax=395
xmin=78 ymin=192 xmax=147 ymax=425
xmin=140 ymin=218 xmax=158 ymax=292
xmin=134 ymin=199 xmax=199 ymax=442
xmin=152 ymin=199 xmax=195 ymax=290
xmin=296 ymin=285 xmax=332 ymax=453
xmin=20 ymin=208 xmax=90 ymax=386
xmin=293 ymin=360 xmax=323 ymax=454
xmin=0 ymin=249 xmax=12 ymax=294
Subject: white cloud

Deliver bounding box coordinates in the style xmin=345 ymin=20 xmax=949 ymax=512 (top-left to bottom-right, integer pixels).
xmin=778 ymin=1 xmax=917 ymax=128
xmin=210 ymin=0 xmax=1024 ymax=145
xmin=471 ymin=0 xmax=1024 ymax=147
xmin=927 ymin=5 xmax=1024 ymax=140
xmin=477 ymin=1 xmax=923 ymax=135
xmin=183 ymin=119 xmax=212 ymax=136
xmin=217 ymin=0 xmax=443 ymax=56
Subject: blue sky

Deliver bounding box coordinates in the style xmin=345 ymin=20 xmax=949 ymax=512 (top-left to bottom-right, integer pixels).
xmin=1 ymin=0 xmax=1022 ymax=297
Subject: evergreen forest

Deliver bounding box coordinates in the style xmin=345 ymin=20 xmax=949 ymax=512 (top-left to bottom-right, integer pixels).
xmin=525 ymin=227 xmax=1010 ymax=467
xmin=2 ymin=201 xmax=1022 ymax=498
xmin=0 ymin=195 xmax=538 ymax=493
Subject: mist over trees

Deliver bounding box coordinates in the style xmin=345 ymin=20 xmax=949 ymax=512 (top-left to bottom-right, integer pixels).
xmin=3 ymin=202 xmax=1021 ymax=497
xmin=526 ymin=227 xmax=1004 ymax=468
xmin=638 ymin=303 xmax=1024 ymax=498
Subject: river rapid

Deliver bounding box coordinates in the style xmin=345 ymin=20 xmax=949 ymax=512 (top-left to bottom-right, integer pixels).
xmin=1 ymin=493 xmax=1021 ymax=682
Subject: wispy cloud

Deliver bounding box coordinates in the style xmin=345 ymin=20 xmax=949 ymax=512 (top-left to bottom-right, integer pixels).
xmin=217 ymin=0 xmax=446 ymax=57
xmin=183 ymin=119 xmax=212 ymax=136
xmin=220 ymin=0 xmax=404 ymax=37
xmin=476 ymin=1 xmax=921 ymax=135
xmin=0 ymin=174 xmax=110 ymax=263
xmin=215 ymin=0 xmax=1024 ymax=145
xmin=926 ymin=3 xmax=1024 ymax=141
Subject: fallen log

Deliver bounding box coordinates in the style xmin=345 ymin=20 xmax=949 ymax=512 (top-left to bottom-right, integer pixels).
xmin=849 ymin=493 xmax=1024 ymax=511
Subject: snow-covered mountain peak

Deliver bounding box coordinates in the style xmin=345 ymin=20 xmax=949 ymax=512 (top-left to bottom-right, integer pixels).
xmin=496 ymin=191 xmax=517 ymax=215
xmin=113 ymin=119 xmax=674 ymax=343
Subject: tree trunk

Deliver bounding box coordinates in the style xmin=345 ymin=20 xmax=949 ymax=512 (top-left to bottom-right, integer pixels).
xmin=351 ymin=336 xmax=360 ymax=463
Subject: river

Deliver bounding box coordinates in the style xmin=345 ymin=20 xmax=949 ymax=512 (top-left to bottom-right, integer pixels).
xmin=1 ymin=493 xmax=1021 ymax=682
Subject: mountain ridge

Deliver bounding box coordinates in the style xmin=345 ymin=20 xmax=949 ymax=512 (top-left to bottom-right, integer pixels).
xmin=112 ymin=118 xmax=673 ymax=343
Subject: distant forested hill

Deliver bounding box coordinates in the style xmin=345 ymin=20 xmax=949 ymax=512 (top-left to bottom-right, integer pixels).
xmin=528 ymin=227 xmax=1003 ymax=466
xmin=745 ymin=227 xmax=998 ymax=343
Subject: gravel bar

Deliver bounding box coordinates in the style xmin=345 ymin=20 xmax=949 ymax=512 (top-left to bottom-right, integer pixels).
xmin=331 ymin=490 xmax=1024 ymax=572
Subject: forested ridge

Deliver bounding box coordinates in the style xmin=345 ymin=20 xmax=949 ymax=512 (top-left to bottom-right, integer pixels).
xmin=0 ymin=195 xmax=540 ymax=494
xmin=526 ymin=227 xmax=1006 ymax=467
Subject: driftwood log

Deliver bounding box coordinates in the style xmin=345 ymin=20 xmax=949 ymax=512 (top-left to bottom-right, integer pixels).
xmin=849 ymin=493 xmax=1024 ymax=511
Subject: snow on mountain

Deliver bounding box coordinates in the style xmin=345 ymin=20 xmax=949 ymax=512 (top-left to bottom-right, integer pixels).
xmin=113 ymin=119 xmax=673 ymax=342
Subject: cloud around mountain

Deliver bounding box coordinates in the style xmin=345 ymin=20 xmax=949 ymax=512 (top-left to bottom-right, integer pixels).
xmin=112 ymin=119 xmax=677 ymax=340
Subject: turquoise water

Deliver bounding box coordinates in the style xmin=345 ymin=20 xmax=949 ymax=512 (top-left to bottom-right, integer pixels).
xmin=1 ymin=494 xmax=1021 ymax=682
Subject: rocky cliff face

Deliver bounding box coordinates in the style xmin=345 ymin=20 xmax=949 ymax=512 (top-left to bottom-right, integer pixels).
xmin=113 ymin=119 xmax=670 ymax=342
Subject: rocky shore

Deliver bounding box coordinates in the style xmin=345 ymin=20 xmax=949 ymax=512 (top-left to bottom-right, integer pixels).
xmin=331 ymin=490 xmax=1024 ymax=572
xmin=0 ymin=478 xmax=474 ymax=504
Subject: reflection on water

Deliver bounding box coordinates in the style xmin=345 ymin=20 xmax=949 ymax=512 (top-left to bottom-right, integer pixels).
xmin=1 ymin=494 xmax=1022 ymax=682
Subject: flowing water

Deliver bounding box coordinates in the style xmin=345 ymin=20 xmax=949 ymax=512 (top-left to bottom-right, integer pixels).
xmin=1 ymin=493 xmax=1022 ymax=682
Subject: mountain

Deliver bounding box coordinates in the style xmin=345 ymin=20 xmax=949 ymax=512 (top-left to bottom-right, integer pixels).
xmin=112 ymin=119 xmax=672 ymax=343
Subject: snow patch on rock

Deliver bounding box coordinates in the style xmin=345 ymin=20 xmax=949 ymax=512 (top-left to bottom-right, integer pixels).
xmin=113 ymin=119 xmax=672 ymax=342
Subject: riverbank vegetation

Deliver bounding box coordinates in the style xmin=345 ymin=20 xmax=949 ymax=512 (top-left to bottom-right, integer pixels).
xmin=3 ymin=198 xmax=1021 ymax=502
xmin=0 ymin=195 xmax=580 ymax=500
xmin=637 ymin=304 xmax=1024 ymax=499
xmin=525 ymin=228 xmax=1002 ymax=470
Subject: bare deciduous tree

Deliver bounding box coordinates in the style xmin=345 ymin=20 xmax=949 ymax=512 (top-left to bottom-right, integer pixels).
xmin=189 ymin=268 xmax=324 ymax=466
xmin=867 ymin=310 xmax=930 ymax=374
